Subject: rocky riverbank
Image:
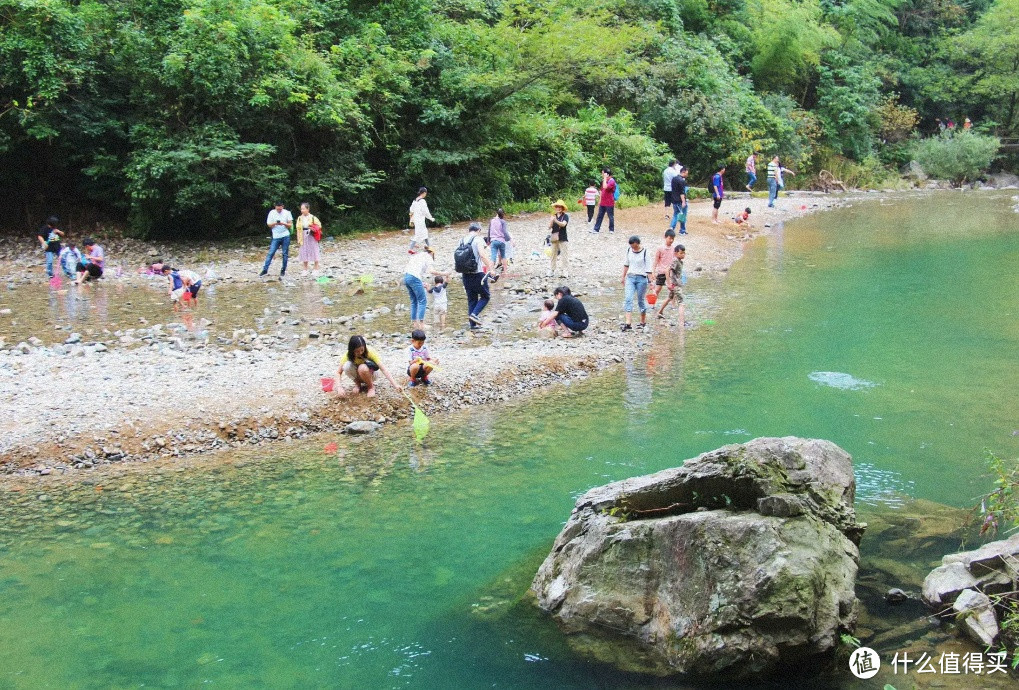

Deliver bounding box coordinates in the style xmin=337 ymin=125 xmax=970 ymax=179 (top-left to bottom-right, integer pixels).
xmin=0 ymin=193 xmax=848 ymax=476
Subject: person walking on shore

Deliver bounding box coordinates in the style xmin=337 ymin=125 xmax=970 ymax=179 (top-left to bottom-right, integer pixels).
xmin=454 ymin=222 xmax=493 ymax=329
xmin=578 ymin=182 xmax=598 ymax=223
xmin=488 ymin=208 xmax=510 ymax=275
xmin=260 ymin=202 xmax=293 ymax=279
xmin=36 ymin=216 xmax=63 ymax=279
xmin=621 ymin=235 xmax=653 ymax=331
xmin=295 ymin=202 xmax=323 ymax=274
xmin=711 ymin=165 xmax=725 ymax=224
xmin=662 ymin=160 xmax=680 ymax=218
xmin=548 ymin=200 xmax=570 ymax=278
xmin=767 ymin=156 xmax=780 ymax=207
xmin=409 ymin=187 xmax=435 ymax=251
xmin=745 ymin=153 xmax=758 ymax=192
xmin=669 ymin=166 xmax=689 ymax=235
xmin=591 ymin=168 xmax=617 ymax=234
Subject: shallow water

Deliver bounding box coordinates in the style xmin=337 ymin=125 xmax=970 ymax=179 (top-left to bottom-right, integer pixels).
xmin=1 ymin=192 xmax=1018 ymax=687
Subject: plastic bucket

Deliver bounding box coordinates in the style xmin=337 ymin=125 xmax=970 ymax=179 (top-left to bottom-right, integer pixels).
xmin=320 ymin=377 xmax=335 ymax=393
xmin=646 ymin=292 xmax=657 ymax=305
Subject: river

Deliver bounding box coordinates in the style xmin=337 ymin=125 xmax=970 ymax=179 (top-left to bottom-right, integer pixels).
xmin=1 ymin=192 xmax=1017 ymax=687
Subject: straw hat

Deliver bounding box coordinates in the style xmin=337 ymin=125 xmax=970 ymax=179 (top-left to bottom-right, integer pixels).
xmin=552 ymin=199 xmax=568 ymax=210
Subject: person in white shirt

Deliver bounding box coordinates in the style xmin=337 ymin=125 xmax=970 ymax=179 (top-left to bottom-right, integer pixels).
xmin=662 ymin=160 xmax=680 ymax=217
xmin=403 ymin=247 xmax=449 ymax=331
xmin=260 ymin=202 xmax=293 ymax=279
xmin=620 ymin=235 xmax=653 ymax=331
xmin=408 ymin=187 xmax=435 ymax=251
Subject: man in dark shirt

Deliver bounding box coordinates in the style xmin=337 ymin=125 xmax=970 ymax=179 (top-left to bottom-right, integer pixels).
xmin=540 ymin=286 xmax=589 ymax=337
xmin=669 ymin=167 xmax=689 ymax=235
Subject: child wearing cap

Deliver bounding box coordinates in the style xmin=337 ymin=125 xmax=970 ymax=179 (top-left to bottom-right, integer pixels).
xmin=407 ymin=329 xmax=437 ymax=386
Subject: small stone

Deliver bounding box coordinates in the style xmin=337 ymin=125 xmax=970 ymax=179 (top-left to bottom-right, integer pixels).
xmin=885 ymin=588 xmax=908 ymax=605
xmin=343 ymin=421 xmax=380 ymax=435
xmin=953 ymin=589 xmax=999 ymax=647
xmin=39 ymin=467 xmax=52 ymax=476
xmin=66 ymin=333 xmax=82 ymax=344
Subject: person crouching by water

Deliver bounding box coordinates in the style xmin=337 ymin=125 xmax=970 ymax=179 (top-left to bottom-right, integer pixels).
xmin=336 ymin=335 xmax=400 ymax=398
xmin=161 ymin=266 xmax=202 ymax=310
xmin=75 ymin=238 xmax=104 ymax=285
xmin=407 ymin=329 xmax=437 ymax=387
xmin=539 ymin=286 xmax=589 ymax=338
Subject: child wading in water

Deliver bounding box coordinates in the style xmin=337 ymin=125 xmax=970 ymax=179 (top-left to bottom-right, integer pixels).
xmin=656 ymin=244 xmax=686 ymax=325
xmin=407 ymin=329 xmax=437 ymax=387
xmin=162 ymin=266 xmax=202 ymax=310
xmin=652 ymin=230 xmax=676 ymax=298
xmin=336 ymin=335 xmax=400 ymax=397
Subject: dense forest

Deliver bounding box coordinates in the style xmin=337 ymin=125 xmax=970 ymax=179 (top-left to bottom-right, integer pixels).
xmin=2 ymin=0 xmax=1016 ymax=237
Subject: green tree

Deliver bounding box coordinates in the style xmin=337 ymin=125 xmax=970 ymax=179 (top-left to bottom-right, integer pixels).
xmin=955 ymin=0 xmax=1019 ymax=134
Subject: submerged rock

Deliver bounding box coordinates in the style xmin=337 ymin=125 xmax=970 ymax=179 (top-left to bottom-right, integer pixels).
xmin=532 ymin=437 xmax=863 ymax=679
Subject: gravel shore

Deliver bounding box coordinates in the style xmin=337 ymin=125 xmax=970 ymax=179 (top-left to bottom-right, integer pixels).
xmin=0 ymin=193 xmax=846 ymax=475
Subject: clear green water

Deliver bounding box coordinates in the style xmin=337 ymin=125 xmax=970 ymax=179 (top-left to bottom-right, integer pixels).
xmin=1 ymin=193 xmax=1017 ymax=688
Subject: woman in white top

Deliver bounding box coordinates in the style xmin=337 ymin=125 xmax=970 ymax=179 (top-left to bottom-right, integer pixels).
xmin=620 ymin=235 xmax=654 ymax=331
xmin=408 ymin=187 xmax=435 ymax=251
xmin=403 ymin=247 xmax=449 ymax=331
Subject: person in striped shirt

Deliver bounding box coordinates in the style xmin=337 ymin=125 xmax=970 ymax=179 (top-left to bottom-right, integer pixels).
xmin=578 ymin=182 xmax=599 ymax=223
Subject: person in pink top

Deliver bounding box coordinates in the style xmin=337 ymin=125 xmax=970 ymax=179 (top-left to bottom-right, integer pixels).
xmin=590 ymin=167 xmax=616 ymax=234
xmin=652 ymin=230 xmax=676 ymax=297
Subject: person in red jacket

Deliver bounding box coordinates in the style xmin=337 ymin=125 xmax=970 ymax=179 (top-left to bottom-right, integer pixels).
xmin=590 ymin=167 xmax=617 ymax=234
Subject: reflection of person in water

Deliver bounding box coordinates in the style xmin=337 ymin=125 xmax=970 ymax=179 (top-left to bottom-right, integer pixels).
xmin=623 ymin=357 xmax=654 ymax=414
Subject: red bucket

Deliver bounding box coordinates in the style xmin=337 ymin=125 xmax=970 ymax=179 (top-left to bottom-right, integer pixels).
xmin=646 ymin=292 xmax=657 ymax=305
xmin=320 ymin=377 xmax=335 ymax=393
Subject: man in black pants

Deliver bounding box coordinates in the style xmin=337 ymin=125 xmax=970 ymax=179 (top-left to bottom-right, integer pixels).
xmin=456 ymin=223 xmax=494 ymax=329
xmin=539 ymin=286 xmax=589 ymax=337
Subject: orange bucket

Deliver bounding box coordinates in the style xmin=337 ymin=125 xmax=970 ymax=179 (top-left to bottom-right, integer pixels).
xmin=646 ymin=292 xmax=657 ymax=305
xmin=320 ymin=377 xmax=335 ymax=393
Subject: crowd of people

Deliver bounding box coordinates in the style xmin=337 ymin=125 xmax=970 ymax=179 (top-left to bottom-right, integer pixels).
xmin=33 ymin=153 xmax=804 ymax=398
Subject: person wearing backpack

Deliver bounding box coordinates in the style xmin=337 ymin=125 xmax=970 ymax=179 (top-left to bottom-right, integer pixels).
xmin=454 ymin=222 xmax=494 ymax=329
xmin=591 ymin=167 xmax=617 ymax=234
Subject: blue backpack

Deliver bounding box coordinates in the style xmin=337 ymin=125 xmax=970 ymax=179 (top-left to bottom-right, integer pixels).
xmin=613 ymin=182 xmax=621 ymax=202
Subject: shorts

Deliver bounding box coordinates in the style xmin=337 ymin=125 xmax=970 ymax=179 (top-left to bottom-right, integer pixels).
xmin=170 ymin=287 xmax=185 ymax=302
xmin=432 ymin=306 xmax=448 ymax=319
xmin=668 ymin=285 xmax=684 ymax=302
xmin=663 ymin=190 xmax=673 ymax=206
xmin=655 ymin=273 xmax=667 ymax=287
xmin=188 ymin=282 xmax=202 ymax=297
xmin=712 ymin=197 xmax=723 ymax=209
xmin=342 ymin=359 xmax=379 ymax=379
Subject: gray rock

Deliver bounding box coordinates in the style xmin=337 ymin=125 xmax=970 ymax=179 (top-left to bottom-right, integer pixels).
xmin=922 ymin=562 xmax=979 ymax=609
xmin=65 ymin=333 xmax=82 ymax=344
xmin=343 ymin=421 xmax=380 ymax=435
xmin=953 ymin=589 xmax=999 ymax=647
xmin=532 ymin=437 xmax=862 ymax=679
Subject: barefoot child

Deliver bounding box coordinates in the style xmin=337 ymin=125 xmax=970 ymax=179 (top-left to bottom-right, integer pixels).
xmin=430 ymin=276 xmax=448 ymax=330
xmin=407 ymin=329 xmax=437 ymax=386
xmin=734 ymin=207 xmax=752 ymax=227
xmin=656 ymin=244 xmax=686 ymax=325
xmin=337 ymin=335 xmax=400 ymax=397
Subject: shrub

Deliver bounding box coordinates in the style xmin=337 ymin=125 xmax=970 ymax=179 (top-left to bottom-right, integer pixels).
xmin=911 ymin=131 xmax=1000 ymax=185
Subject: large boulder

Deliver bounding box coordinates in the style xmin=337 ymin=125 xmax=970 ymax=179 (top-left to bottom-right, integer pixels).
xmin=531 ymin=437 xmax=863 ymax=679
